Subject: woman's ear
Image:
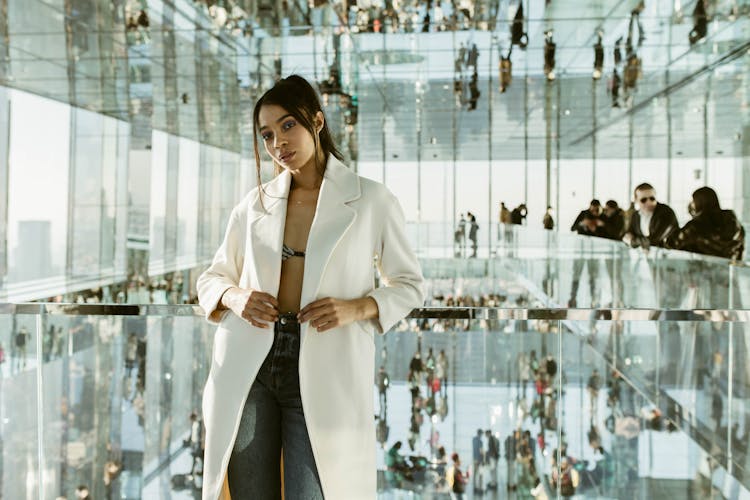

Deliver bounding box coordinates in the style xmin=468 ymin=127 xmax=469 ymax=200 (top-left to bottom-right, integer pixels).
xmin=314 ymin=111 xmax=325 ymax=134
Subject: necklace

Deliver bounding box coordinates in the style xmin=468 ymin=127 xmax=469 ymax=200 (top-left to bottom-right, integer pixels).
xmin=290 ymin=186 xmax=320 ymax=205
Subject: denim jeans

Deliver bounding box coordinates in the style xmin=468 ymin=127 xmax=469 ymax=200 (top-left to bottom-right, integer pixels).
xmin=227 ymin=313 xmax=324 ymax=499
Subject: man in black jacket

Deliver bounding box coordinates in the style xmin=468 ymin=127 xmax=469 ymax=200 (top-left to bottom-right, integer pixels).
xmin=569 ymin=200 xmax=604 ymax=307
xmin=624 ymin=184 xmax=682 ymax=379
xmin=623 ymin=183 xmax=679 ymax=250
xmin=601 ymin=200 xmax=626 ymax=240
xmin=601 ymin=200 xmax=626 ymax=305
xmin=571 ymin=199 xmax=606 ymax=237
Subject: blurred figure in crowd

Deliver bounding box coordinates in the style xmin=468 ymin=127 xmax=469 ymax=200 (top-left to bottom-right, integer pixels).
xmin=543 ymin=206 xmax=554 ymax=230
xmin=569 ymin=200 xmax=604 ymax=307
xmin=670 ymin=186 xmax=744 ymax=260
xmin=511 ymin=204 xmax=527 ymax=225
xmin=601 ymin=200 xmax=627 ymax=305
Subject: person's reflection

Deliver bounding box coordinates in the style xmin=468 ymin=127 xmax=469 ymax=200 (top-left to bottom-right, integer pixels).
xmin=13 ymin=325 xmax=29 ymax=373
xmin=376 ymin=365 xmax=389 ymax=412
xmin=136 ymin=336 xmax=147 ymax=393
xmin=125 ymin=332 xmax=138 ymax=378
xmin=75 ymin=485 xmax=91 ymax=500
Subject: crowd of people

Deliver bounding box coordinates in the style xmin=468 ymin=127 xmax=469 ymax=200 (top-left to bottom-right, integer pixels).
xmin=344 ymin=0 xmax=495 ymax=35
xmin=565 ymin=183 xmax=744 ymax=307
xmin=564 ymin=184 xmax=742 ymax=261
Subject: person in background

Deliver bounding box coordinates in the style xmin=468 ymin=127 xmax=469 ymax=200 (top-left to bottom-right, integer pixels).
xmin=452 ymin=452 xmax=468 ymax=499
xmin=624 ymin=184 xmax=682 ymax=367
xmin=587 ymin=369 xmax=602 ymax=421
xmin=601 ymin=200 xmax=626 ymax=240
xmin=376 ymin=365 xmax=390 ymax=408
xmin=670 ymin=186 xmax=744 ymax=261
xmin=623 ymin=183 xmax=678 ymax=250
xmin=569 ymin=200 xmax=604 ymax=307
xmin=472 ymin=429 xmax=485 ymax=492
xmin=437 ymin=349 xmax=448 ymax=394
xmin=570 ymin=199 xmax=606 ymax=237
xmin=543 ymin=206 xmax=555 ymax=230
xmin=454 ymin=213 xmax=467 ymax=257
xmin=75 ymin=485 xmax=91 ymax=500
xmin=601 ymin=200 xmax=627 ymax=305
xmin=485 ymin=430 xmax=500 ymax=489
xmin=499 ymin=201 xmax=513 ymax=247
xmin=510 ymin=204 xmax=527 ymax=225
xmin=467 ymin=212 xmax=479 ymax=258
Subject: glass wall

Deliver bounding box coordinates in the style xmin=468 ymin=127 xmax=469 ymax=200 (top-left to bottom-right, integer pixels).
xmin=6 ymin=90 xmax=70 ymax=284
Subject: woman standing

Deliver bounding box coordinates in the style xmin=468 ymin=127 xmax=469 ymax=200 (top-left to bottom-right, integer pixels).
xmin=197 ymin=75 xmax=424 ymax=499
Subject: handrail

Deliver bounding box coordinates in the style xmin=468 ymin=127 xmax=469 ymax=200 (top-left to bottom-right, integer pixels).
xmin=2 ymin=303 xmax=750 ymax=322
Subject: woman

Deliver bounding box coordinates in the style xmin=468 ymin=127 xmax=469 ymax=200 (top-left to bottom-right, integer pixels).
xmin=670 ymin=186 xmax=744 ymax=260
xmin=197 ymin=75 xmax=424 ymax=499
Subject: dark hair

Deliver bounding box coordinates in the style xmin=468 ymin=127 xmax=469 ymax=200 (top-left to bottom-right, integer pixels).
xmin=633 ymin=182 xmax=654 ymax=198
xmin=692 ymin=186 xmax=721 ymax=216
xmin=590 ymin=199 xmax=601 ymax=207
xmin=252 ymin=75 xmax=343 ymax=209
xmin=605 ymin=199 xmax=618 ymax=209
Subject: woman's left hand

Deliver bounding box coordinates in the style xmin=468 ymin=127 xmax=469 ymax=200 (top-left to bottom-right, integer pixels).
xmin=298 ymin=297 xmax=368 ymax=332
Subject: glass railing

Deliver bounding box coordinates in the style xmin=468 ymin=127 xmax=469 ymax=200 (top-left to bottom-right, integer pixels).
xmin=1 ymin=303 xmax=748 ymax=499
xmin=418 ymin=224 xmax=750 ymax=311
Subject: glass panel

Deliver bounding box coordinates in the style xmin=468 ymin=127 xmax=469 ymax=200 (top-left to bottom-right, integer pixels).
xmin=7 ymin=0 xmax=69 ymax=101
xmin=3 ymin=313 xmax=40 ymax=498
xmin=0 ymin=87 xmax=9 ymax=285
xmin=0 ymin=305 xmax=747 ymax=498
xmin=163 ymin=135 xmax=179 ymax=269
xmin=6 ymin=90 xmax=70 ymax=287
xmin=176 ymin=138 xmax=199 ymax=268
xmin=71 ymin=108 xmax=104 ymax=278
xmin=148 ymin=130 xmax=168 ymax=273
xmin=100 ymin=117 xmax=119 ymax=275
xmin=114 ymin=120 xmax=130 ymax=280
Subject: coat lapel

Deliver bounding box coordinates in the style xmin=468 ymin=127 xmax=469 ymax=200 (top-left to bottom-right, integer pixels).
xmin=247 ymin=157 xmax=361 ymax=304
xmin=300 ymin=157 xmax=361 ymax=307
xmin=248 ymin=170 xmax=291 ymax=296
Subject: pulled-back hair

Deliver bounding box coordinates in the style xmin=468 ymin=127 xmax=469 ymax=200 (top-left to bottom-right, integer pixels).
xmin=252 ymin=75 xmax=343 ymax=209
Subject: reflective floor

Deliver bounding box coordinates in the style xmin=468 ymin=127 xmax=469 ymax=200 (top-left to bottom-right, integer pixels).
xmin=3 ymin=231 xmax=750 ymax=498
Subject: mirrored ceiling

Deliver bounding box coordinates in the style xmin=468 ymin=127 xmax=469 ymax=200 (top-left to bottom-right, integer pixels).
xmin=1 ymin=0 xmax=749 ymax=160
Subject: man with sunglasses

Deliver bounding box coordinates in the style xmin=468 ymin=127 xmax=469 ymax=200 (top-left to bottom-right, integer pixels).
xmin=623 ymin=183 xmax=682 ymax=383
xmin=623 ymin=183 xmax=679 ymax=250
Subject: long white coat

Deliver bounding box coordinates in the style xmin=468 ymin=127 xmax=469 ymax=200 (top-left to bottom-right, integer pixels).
xmin=197 ymin=157 xmax=424 ymax=500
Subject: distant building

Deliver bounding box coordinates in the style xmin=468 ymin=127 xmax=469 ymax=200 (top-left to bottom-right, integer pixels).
xmin=13 ymin=220 xmax=52 ymax=281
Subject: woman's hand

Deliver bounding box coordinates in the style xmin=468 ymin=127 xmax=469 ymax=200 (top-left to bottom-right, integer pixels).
xmin=221 ymin=287 xmax=279 ymax=328
xmin=298 ymin=297 xmax=378 ymax=332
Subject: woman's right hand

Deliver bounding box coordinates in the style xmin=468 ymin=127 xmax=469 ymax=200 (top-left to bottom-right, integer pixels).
xmin=221 ymin=287 xmax=279 ymax=328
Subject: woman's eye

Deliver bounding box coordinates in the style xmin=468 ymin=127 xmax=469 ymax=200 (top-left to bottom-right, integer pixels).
xmin=261 ymin=133 xmax=272 ymax=141
xmin=282 ymin=120 xmax=296 ymax=130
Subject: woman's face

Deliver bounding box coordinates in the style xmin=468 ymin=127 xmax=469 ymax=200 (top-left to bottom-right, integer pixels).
xmin=257 ymin=104 xmax=322 ymax=172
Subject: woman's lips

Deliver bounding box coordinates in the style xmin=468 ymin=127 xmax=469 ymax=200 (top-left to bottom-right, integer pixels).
xmin=278 ymin=151 xmax=295 ymax=163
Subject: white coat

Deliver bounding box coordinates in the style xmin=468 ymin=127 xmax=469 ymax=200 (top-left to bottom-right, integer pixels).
xmin=197 ymin=156 xmax=425 ymax=500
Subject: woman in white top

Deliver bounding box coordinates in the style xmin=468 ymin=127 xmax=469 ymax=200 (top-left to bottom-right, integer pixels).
xmin=197 ymin=75 xmax=424 ymax=499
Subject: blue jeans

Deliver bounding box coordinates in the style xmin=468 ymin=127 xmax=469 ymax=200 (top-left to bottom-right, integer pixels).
xmin=228 ymin=314 xmax=324 ymax=499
